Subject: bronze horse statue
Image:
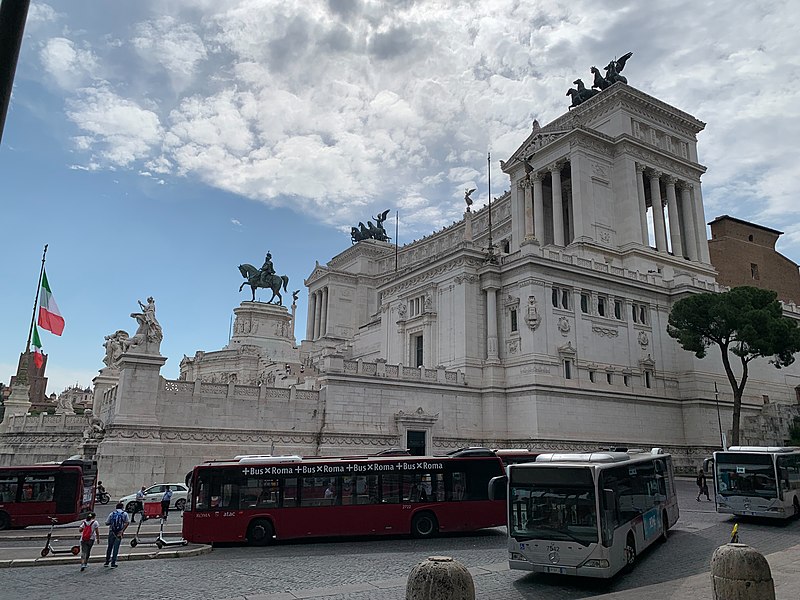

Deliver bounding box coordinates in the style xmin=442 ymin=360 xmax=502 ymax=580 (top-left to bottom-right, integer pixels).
xmin=238 ymin=264 xmax=289 ymax=304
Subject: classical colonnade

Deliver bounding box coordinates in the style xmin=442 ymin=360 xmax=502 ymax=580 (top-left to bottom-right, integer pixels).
xmin=517 ymin=159 xmax=709 ymax=263
xmin=306 ymin=286 xmax=329 ymax=340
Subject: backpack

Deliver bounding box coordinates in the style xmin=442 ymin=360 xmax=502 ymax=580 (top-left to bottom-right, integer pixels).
xmin=109 ymin=510 xmax=126 ymax=533
xmin=81 ymin=520 xmax=94 ymax=541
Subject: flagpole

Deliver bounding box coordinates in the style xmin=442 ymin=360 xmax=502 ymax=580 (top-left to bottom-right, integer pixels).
xmin=26 ymin=244 xmax=47 ymax=352
xmin=395 ymin=210 xmax=399 ymax=272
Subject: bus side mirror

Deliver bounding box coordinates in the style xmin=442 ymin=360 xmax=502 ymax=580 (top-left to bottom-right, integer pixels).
xmin=602 ymin=489 xmax=615 ymax=510
xmin=488 ymin=475 xmax=508 ymax=501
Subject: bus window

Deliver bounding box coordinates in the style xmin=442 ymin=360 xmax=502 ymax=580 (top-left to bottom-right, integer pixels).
xmin=281 ymin=478 xmax=298 ymax=507
xmin=352 ymin=475 xmax=378 ymax=505
xmin=22 ymin=475 xmax=55 ymax=502
xmin=195 ymin=471 xmax=240 ymax=510
xmin=301 ymin=477 xmax=337 ymax=506
xmin=449 ymin=472 xmax=466 ymax=501
xmin=240 ymin=478 xmax=279 ymax=508
xmin=0 ymin=475 xmax=18 ymax=502
xmin=403 ymin=473 xmax=434 ymax=503
xmin=381 ymin=474 xmax=401 ymax=503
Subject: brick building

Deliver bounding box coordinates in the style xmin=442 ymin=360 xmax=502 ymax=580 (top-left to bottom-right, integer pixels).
xmin=708 ymin=215 xmax=800 ymax=304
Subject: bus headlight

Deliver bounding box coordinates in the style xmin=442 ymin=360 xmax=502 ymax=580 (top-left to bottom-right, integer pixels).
xmin=510 ymin=552 xmax=530 ymax=562
xmin=583 ymin=559 xmax=609 ymax=568
xmin=767 ymin=507 xmax=785 ymax=514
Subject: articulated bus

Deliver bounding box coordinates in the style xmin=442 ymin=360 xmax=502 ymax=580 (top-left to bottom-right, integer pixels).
xmin=0 ymin=459 xmax=98 ymax=529
xmin=182 ymin=449 xmax=506 ymax=545
xmin=704 ymin=446 xmax=800 ymax=519
xmin=490 ymin=448 xmax=678 ymax=578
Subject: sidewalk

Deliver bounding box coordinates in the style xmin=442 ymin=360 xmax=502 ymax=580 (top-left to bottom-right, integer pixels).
xmin=0 ymin=542 xmax=211 ymax=568
xmin=582 ymin=543 xmax=800 ymax=600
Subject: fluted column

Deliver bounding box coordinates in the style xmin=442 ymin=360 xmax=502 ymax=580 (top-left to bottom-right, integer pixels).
xmin=551 ymin=164 xmax=564 ymax=246
xmin=680 ymin=183 xmax=698 ymax=261
xmin=313 ymin=290 xmax=322 ymax=340
xmin=649 ymin=171 xmax=668 ymax=252
xmin=519 ymin=179 xmax=533 ymax=239
xmin=306 ymin=290 xmax=316 ymax=341
xmin=533 ymin=173 xmax=544 ymax=243
xmin=321 ymin=287 xmax=329 ymax=338
xmin=692 ymin=183 xmax=711 ymax=263
xmin=485 ymin=287 xmax=499 ymax=362
xmin=636 ymin=164 xmax=649 ymax=245
xmin=665 ymin=175 xmax=683 ymax=258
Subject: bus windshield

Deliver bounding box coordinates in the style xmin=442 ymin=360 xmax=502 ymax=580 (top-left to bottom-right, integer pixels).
xmin=509 ymin=466 xmax=597 ymax=546
xmin=717 ymin=453 xmax=777 ymax=499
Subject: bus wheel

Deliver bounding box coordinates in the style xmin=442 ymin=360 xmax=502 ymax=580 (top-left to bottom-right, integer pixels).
xmin=411 ymin=512 xmax=438 ymax=538
xmin=247 ymin=519 xmax=274 ymax=546
xmin=660 ymin=511 xmax=669 ymax=542
xmin=623 ymin=533 xmax=636 ymax=572
xmin=0 ymin=512 xmax=9 ymax=531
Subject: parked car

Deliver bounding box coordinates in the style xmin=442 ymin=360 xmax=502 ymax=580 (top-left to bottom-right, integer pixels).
xmin=119 ymin=483 xmax=189 ymax=513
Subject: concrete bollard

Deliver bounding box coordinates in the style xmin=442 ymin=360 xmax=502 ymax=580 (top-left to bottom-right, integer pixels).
xmin=711 ymin=543 xmax=775 ymax=600
xmin=406 ymin=556 xmax=475 ymax=600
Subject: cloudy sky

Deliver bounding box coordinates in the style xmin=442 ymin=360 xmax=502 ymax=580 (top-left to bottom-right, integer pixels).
xmin=2 ymin=0 xmax=799 ymax=395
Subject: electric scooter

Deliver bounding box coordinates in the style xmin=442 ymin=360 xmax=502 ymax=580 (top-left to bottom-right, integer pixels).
xmin=155 ymin=516 xmax=188 ymax=549
xmin=40 ymin=517 xmax=80 ymax=557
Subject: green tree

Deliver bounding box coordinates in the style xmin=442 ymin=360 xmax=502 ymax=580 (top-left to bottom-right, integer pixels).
xmin=667 ymin=286 xmax=800 ymax=446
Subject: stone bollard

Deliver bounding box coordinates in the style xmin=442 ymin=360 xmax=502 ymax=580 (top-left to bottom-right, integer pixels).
xmin=406 ymin=556 xmax=475 ymax=600
xmin=711 ymin=543 xmax=775 ymax=600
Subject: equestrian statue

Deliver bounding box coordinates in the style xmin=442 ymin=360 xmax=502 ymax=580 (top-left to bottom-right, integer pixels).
xmin=238 ymin=250 xmax=290 ymax=304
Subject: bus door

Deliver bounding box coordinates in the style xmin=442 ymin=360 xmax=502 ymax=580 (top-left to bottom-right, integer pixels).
xmin=53 ymin=470 xmax=80 ymax=515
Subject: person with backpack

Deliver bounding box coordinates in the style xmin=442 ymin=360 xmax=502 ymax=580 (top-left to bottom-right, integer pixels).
xmin=78 ymin=512 xmax=99 ymax=571
xmin=104 ymin=502 xmax=130 ymax=568
xmin=161 ymin=486 xmax=173 ymax=520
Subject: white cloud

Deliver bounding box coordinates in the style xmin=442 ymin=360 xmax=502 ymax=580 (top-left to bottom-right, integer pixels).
xmin=41 ymin=1 xmax=800 ymax=256
xmin=231 ymin=218 xmax=242 ymax=226
xmin=40 ymin=37 xmax=99 ymax=89
xmin=67 ymin=85 xmax=163 ymax=166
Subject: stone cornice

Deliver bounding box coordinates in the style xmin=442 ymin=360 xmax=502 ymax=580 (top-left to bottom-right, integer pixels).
xmin=615 ymin=137 xmax=707 ymax=180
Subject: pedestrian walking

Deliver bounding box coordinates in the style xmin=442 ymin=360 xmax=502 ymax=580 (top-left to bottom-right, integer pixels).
xmin=104 ymin=502 xmax=130 ymax=568
xmin=78 ymin=512 xmax=99 ymax=571
xmin=131 ymin=486 xmax=146 ymax=523
xmin=696 ymin=468 xmax=711 ymax=501
xmin=161 ymin=486 xmax=173 ymax=520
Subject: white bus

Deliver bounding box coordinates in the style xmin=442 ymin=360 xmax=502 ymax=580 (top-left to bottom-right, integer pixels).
xmin=490 ymin=448 xmax=678 ymax=578
xmin=704 ymin=446 xmax=800 ymax=519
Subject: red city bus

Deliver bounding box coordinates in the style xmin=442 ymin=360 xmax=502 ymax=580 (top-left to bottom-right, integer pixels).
xmin=182 ymin=449 xmax=506 ymax=545
xmin=0 ymin=459 xmax=98 ymax=529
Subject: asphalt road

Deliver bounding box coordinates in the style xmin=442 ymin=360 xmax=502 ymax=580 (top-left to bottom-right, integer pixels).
xmin=1 ymin=479 xmax=798 ymax=600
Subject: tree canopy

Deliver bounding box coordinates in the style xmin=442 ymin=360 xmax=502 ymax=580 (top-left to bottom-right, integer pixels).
xmin=667 ymin=286 xmax=800 ymax=445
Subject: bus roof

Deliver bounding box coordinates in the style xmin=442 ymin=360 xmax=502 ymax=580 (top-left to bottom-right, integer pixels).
xmin=198 ymin=451 xmax=499 ymax=468
xmin=723 ymin=446 xmax=800 ymax=453
xmin=533 ymin=448 xmax=668 ymax=465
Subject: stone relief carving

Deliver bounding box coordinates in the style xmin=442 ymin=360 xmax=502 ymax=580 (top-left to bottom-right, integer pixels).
xmin=55 ymin=392 xmax=75 ymax=415
xmin=591 ymin=162 xmax=609 ymax=180
xmin=507 ymin=339 xmax=519 ymax=354
xmin=525 ymin=296 xmax=540 ymax=331
xmin=424 ymin=293 xmax=433 ymax=312
xmin=592 ymin=326 xmax=619 ymax=337
xmin=638 ymin=331 xmax=650 ymax=348
xmin=557 ymin=316 xmax=571 ymax=336
xmin=397 ymin=302 xmax=407 ymax=319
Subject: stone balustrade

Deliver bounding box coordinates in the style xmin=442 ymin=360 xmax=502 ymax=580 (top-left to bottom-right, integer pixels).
xmin=160 ymin=378 xmax=318 ymax=403
xmin=322 ymin=358 xmax=466 ymax=385
xmin=3 ymin=412 xmax=86 ymax=433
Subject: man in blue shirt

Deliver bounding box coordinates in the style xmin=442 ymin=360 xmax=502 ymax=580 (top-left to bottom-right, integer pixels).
xmin=104 ymin=503 xmax=129 ymax=568
xmin=161 ymin=487 xmax=173 ymax=520
xmin=131 ymin=486 xmax=146 ymax=523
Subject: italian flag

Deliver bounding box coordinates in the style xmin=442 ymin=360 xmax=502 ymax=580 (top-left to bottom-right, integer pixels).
xmin=32 ymin=325 xmax=44 ymax=368
xmin=37 ymin=269 xmax=64 ymax=336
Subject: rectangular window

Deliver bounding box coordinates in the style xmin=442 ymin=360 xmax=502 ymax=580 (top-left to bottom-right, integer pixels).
xmin=564 ymin=360 xmax=572 ymax=380
xmin=411 ymin=334 xmax=424 ymax=368
xmin=597 ymin=296 xmax=606 ymax=317
xmin=552 ymin=287 xmax=559 ymax=308
xmin=21 ymin=474 xmax=55 ymax=502
xmin=510 ymin=309 xmax=518 ymax=332
xmin=0 ymin=476 xmax=18 ymax=503
xmin=640 ymin=305 xmax=648 ymax=324
xmin=632 ymin=304 xmax=639 ymax=323
xmin=589 ymin=370 xmax=595 ymax=383
xmin=562 ymin=289 xmax=570 ymax=310
xmin=580 ymin=293 xmax=589 ymax=313
xmin=606 ymin=372 xmax=613 ymax=385
xmin=614 ymin=300 xmax=622 ymax=320
xmin=644 ymin=370 xmax=652 ymax=389
xmin=623 ymin=374 xmax=630 ymax=387
xmin=551 ymin=287 xmax=570 ymax=310
xmin=381 ymin=474 xmax=401 ymax=504
xmin=751 ymin=263 xmax=760 ymax=280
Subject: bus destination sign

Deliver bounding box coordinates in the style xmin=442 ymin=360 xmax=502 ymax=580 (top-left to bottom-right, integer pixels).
xmin=241 ymin=460 xmax=445 ymax=477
